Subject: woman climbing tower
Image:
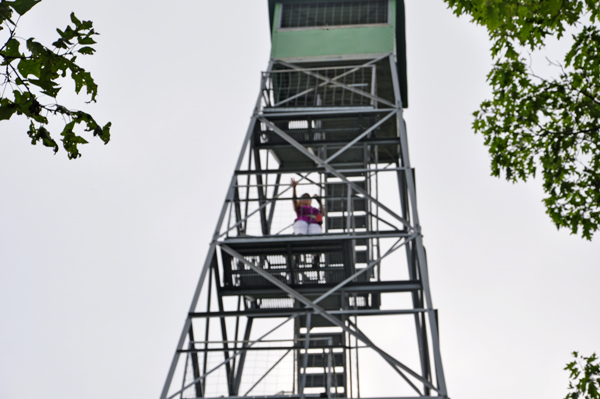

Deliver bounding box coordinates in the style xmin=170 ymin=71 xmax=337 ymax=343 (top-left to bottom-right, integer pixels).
xmin=291 ymin=178 xmax=325 ymax=235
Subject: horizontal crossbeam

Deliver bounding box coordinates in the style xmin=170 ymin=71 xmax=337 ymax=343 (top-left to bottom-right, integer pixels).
xmin=188 ymin=308 xmax=428 ymax=319
xmin=219 ymin=279 xmax=421 ymax=296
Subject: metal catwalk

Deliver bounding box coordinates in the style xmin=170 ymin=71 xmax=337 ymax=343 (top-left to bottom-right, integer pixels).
xmin=161 ymin=3 xmax=448 ymax=398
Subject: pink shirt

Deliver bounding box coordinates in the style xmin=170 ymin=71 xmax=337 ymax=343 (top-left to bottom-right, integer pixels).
xmin=295 ymin=205 xmax=322 ymax=225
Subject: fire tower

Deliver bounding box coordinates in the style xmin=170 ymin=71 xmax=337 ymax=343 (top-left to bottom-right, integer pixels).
xmin=161 ymin=1 xmax=448 ymax=398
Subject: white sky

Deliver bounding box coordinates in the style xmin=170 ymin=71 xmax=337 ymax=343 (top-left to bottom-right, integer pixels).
xmin=0 ymin=1 xmax=598 ymax=398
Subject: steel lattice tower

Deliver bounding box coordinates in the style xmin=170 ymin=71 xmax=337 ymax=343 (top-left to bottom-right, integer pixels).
xmin=161 ymin=1 xmax=448 ymax=398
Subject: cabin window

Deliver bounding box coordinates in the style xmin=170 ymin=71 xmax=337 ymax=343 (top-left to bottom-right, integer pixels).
xmin=280 ymin=1 xmax=389 ymax=29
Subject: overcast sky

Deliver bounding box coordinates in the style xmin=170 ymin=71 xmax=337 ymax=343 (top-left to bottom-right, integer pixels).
xmin=0 ymin=1 xmax=598 ymax=399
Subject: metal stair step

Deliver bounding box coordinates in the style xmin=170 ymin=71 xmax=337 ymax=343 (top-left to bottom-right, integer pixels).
xmin=303 ymin=373 xmax=345 ymax=388
xmin=326 ymin=215 xmax=367 ymax=230
xmin=301 ymin=352 xmax=344 ymax=368
xmin=298 ymin=332 xmax=344 ymax=348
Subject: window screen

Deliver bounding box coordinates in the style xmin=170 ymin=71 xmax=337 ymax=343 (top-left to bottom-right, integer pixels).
xmin=280 ymin=1 xmax=389 ymax=28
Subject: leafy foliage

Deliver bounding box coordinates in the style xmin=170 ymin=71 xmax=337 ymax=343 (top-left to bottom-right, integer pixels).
xmin=0 ymin=0 xmax=110 ymax=159
xmin=445 ymin=0 xmax=600 ymax=239
xmin=565 ymin=352 xmax=600 ymax=399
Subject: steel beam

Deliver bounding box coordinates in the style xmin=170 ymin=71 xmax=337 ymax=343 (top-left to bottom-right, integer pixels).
xmin=218 ymin=280 xmax=421 ymax=297
xmin=324 ymin=111 xmax=397 ymax=164
xmin=388 ymin=54 xmax=447 ymax=397
xmin=188 ymin=308 xmax=428 ymax=319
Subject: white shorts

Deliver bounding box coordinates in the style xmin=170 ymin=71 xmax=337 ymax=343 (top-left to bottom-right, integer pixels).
xmin=293 ymin=220 xmax=322 ymax=235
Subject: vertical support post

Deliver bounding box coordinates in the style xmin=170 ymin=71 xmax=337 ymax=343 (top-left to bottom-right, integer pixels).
xmin=299 ymin=312 xmax=312 ymax=399
xmin=267 ymin=171 xmax=282 ymax=232
xmin=346 ymin=183 xmax=352 ymax=233
xmin=243 ymin=149 xmax=253 ymax=232
xmin=233 ymin=317 xmax=254 ymax=395
xmin=398 ymin=165 xmax=432 ymax=394
xmin=180 ymin=352 xmax=190 ymax=399
xmin=253 ymin=147 xmax=270 ymax=235
xmin=389 ymin=54 xmax=448 ymax=396
xmin=212 ymin=259 xmax=234 ymax=395
xmin=187 ymin=326 xmax=203 ymax=398
xmin=370 ymin=65 xmax=377 ymax=107
xmin=230 ymin=296 xmax=242 ymax=392
xmin=202 ymin=266 xmax=214 ymax=390
xmin=325 ymin=342 xmax=332 ymax=399
xmin=233 ymin=178 xmax=243 ymax=235
xmin=354 ymin=314 xmax=361 ymax=398
xmin=344 ymin=291 xmax=353 ymax=399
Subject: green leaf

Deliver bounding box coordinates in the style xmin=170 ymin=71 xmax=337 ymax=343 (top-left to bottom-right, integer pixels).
xmin=28 ymin=78 xmax=61 ymax=98
xmin=1 ymin=38 xmax=21 ymax=59
xmin=564 ymin=352 xmax=600 ymax=399
xmin=70 ymin=68 xmax=98 ymax=100
xmin=69 ymin=12 xmax=81 ymax=26
xmin=25 ymin=38 xmax=44 ymax=56
xmin=77 ymin=46 xmax=95 ymax=55
xmin=77 ymin=36 xmax=96 ymax=45
xmin=17 ymin=58 xmax=41 ymax=78
xmin=0 ymin=7 xmax=111 ymax=159
xmin=27 ymin=122 xmax=58 ymax=153
xmin=6 ymin=0 xmax=41 ymax=16
xmin=0 ymin=99 xmax=18 ymax=121
xmin=52 ymin=38 xmax=68 ymax=49
xmin=96 ymin=121 xmax=111 ymax=144
xmin=0 ymin=2 xmax=14 ymax=25
xmin=56 ymin=26 xmax=76 ymax=41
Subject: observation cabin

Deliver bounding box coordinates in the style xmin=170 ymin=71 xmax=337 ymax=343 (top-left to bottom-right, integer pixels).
xmin=161 ymin=1 xmax=449 ymax=399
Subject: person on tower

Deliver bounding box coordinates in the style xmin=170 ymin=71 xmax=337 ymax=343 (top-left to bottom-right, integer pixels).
xmin=291 ymin=178 xmax=325 ymax=235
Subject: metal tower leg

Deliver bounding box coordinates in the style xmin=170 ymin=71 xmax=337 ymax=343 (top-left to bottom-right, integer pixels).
xmin=390 ymin=54 xmax=448 ymax=396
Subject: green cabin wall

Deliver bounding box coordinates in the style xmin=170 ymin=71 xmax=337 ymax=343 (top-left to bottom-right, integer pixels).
xmin=270 ymin=1 xmax=396 ymax=60
xmin=266 ymin=0 xmax=408 ymax=107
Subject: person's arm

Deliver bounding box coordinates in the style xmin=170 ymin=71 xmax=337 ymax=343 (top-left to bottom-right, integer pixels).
xmin=291 ymin=178 xmax=299 ymax=211
xmin=313 ymin=194 xmax=325 ymax=215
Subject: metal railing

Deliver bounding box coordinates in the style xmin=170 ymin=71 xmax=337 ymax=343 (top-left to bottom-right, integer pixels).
xmin=224 ymin=181 xmax=375 ymax=238
xmin=262 ymin=65 xmax=377 ymax=109
xmin=180 ymin=337 xmax=344 ymax=399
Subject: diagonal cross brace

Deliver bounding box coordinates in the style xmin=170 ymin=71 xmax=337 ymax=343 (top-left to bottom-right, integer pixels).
xmin=313 ymin=235 xmax=410 ymax=305
xmin=258 ymin=116 xmax=411 ymax=231
xmin=310 ymin=235 xmax=424 ymax=395
xmin=271 ymin=53 xmax=391 ymax=109
xmin=324 ymin=110 xmax=396 ymax=164
xmin=277 ymin=59 xmax=396 ymax=108
xmin=220 ymin=245 xmax=439 ymax=394
xmin=271 ymin=65 xmax=374 ymax=108
xmin=168 ymin=317 xmax=297 ymax=399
